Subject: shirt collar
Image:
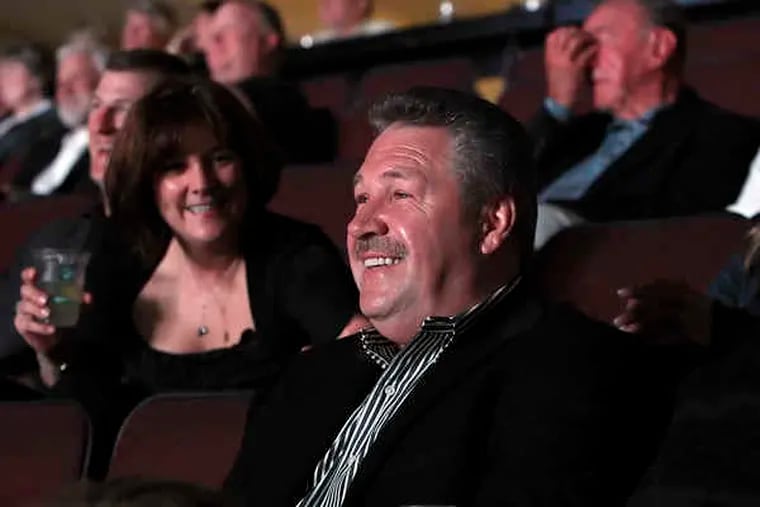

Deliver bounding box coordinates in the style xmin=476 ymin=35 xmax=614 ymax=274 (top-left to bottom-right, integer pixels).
xmin=13 ymin=98 xmax=52 ymax=123
xmin=63 ymin=125 xmax=88 ymax=143
xmin=359 ymin=275 xmax=522 ymax=365
xmin=611 ymin=103 xmax=667 ymax=131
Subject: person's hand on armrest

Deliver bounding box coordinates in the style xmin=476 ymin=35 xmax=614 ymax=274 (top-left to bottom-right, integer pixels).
xmin=613 ymin=280 xmax=712 ymax=346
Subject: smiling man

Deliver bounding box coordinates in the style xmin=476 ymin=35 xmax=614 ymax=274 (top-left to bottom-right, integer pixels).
xmin=226 ymin=87 xmax=677 ymax=506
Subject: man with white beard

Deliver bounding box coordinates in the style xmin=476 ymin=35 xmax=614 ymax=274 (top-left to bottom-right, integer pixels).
xmin=9 ymin=35 xmax=107 ymax=198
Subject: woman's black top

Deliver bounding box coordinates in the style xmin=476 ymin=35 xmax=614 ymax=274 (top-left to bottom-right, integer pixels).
xmin=55 ymin=211 xmax=359 ymax=397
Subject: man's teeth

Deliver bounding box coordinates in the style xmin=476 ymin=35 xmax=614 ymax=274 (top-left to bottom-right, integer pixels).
xmin=186 ymin=204 xmax=215 ymax=214
xmin=363 ymin=257 xmax=401 ymax=268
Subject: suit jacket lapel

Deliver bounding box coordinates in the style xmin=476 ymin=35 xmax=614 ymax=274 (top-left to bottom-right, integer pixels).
xmin=342 ymin=286 xmax=545 ymax=506
xmin=584 ymin=90 xmax=700 ymax=201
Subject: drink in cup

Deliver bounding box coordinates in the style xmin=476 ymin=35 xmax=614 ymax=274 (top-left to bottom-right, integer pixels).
xmin=31 ymin=249 xmax=91 ymax=327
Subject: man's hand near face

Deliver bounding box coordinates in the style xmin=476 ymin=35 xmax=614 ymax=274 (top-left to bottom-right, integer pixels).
xmin=544 ymin=27 xmax=597 ymax=112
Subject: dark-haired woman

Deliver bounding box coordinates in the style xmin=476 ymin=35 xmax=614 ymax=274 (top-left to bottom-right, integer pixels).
xmin=14 ymin=77 xmax=365 ymax=396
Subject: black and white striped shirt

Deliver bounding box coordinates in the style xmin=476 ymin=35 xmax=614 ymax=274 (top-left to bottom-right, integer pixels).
xmin=297 ymin=278 xmax=519 ymax=507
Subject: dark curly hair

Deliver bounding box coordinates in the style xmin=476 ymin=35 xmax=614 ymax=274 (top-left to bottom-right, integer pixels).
xmin=105 ymin=76 xmax=282 ymax=267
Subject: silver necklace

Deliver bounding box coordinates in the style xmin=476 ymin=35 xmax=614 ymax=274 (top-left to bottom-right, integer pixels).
xmin=189 ymin=259 xmax=240 ymax=340
xmin=196 ymin=284 xmax=234 ymax=340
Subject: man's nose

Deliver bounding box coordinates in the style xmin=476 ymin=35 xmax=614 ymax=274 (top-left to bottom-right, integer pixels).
xmin=56 ymin=85 xmax=70 ymax=103
xmin=91 ymin=106 xmax=116 ymax=134
xmin=348 ymin=201 xmax=389 ymax=239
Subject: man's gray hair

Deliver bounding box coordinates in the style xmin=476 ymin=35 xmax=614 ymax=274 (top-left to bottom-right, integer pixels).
xmin=369 ymin=87 xmax=537 ymax=264
xmin=56 ymin=32 xmax=109 ymax=73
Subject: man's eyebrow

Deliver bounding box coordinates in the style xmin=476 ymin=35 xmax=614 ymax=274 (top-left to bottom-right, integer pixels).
xmin=381 ymin=169 xmax=417 ymax=180
xmin=353 ymin=168 xmax=422 ymax=187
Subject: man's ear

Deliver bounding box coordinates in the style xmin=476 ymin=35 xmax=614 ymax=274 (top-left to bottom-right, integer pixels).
xmin=262 ymin=31 xmax=281 ymax=54
xmin=479 ymin=197 xmax=516 ymax=255
xmin=649 ymin=27 xmax=677 ymax=70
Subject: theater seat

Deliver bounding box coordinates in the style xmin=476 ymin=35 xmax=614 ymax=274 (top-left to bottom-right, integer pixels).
xmin=300 ymin=73 xmax=353 ymax=115
xmin=269 ymin=161 xmax=359 ymax=251
xmin=536 ymin=214 xmax=750 ymax=324
xmin=358 ymin=58 xmax=475 ymax=103
xmin=338 ymin=58 xmax=476 ymax=160
xmin=498 ymin=48 xmax=545 ymax=123
xmin=107 ymin=392 xmax=252 ymax=488
xmin=0 ymin=401 xmax=90 ymax=506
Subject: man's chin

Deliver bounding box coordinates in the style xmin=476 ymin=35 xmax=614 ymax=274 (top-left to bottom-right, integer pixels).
xmin=360 ymin=296 xmax=396 ymax=323
xmin=88 ymin=167 xmax=106 ymax=188
xmin=592 ymin=87 xmax=620 ymax=113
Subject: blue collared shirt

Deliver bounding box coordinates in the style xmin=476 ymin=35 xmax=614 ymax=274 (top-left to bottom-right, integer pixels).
xmin=539 ymin=98 xmax=662 ymax=202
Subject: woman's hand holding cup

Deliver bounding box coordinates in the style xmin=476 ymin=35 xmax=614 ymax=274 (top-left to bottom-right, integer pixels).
xmin=14 ymin=267 xmax=60 ymax=354
xmin=14 ymin=267 xmax=92 ymax=355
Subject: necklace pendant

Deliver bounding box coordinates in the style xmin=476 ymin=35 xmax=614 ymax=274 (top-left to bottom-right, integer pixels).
xmin=197 ymin=325 xmax=210 ymax=337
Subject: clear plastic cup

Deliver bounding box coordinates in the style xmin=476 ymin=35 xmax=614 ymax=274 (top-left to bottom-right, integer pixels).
xmin=31 ymin=249 xmax=91 ymax=327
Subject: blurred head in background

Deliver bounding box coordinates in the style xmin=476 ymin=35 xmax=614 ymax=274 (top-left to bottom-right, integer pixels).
xmin=584 ymin=0 xmax=685 ymax=115
xmin=319 ymin=0 xmax=373 ymax=35
xmin=0 ymin=42 xmax=54 ymax=116
xmin=121 ymin=0 xmax=179 ymax=50
xmin=55 ymin=33 xmax=108 ymax=128
xmin=205 ymin=0 xmax=285 ymax=84
xmin=194 ymin=1 xmax=222 ymax=53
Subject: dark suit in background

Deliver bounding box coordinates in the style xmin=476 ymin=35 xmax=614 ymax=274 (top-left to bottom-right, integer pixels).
xmin=226 ymin=283 xmax=679 ymax=507
xmin=531 ymin=88 xmax=760 ymax=222
xmin=0 ymin=108 xmax=65 ymax=187
xmin=9 ymin=141 xmax=91 ymax=198
xmin=235 ymin=77 xmax=337 ymax=164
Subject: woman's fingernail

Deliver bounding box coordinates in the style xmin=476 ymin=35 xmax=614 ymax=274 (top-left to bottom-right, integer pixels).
xmin=41 ymin=308 xmax=50 ymax=317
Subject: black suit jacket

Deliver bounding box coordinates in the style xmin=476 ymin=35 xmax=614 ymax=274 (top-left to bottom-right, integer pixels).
xmin=10 ymin=143 xmax=90 ymax=198
xmin=235 ymin=76 xmax=337 ymax=164
xmin=531 ymin=88 xmax=760 ymax=222
xmin=226 ymin=285 xmax=679 ymax=506
xmin=0 ymin=108 xmax=65 ymax=176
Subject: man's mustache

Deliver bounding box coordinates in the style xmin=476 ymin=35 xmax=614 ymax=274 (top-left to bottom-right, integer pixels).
xmin=354 ymin=236 xmax=407 ymax=258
